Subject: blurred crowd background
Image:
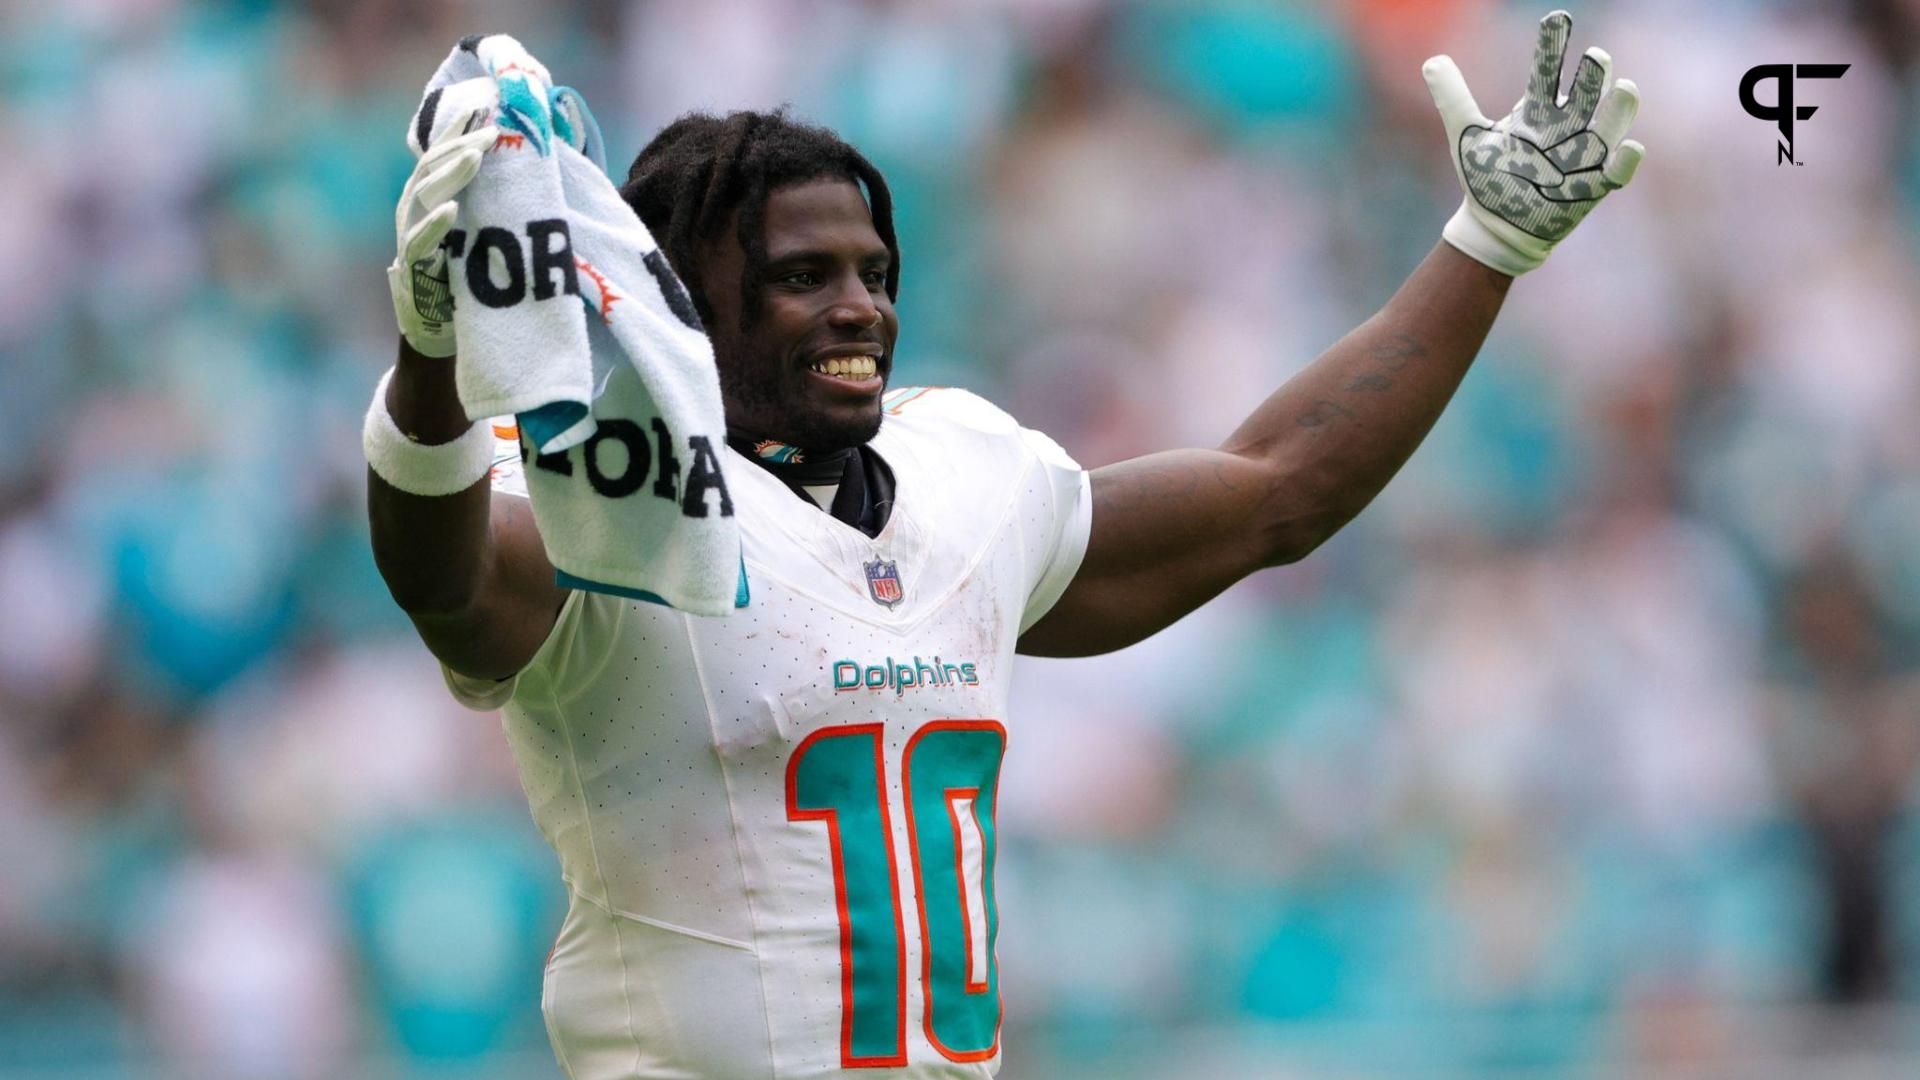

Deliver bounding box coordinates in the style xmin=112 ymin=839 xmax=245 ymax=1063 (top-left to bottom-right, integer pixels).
xmin=4 ymin=0 xmax=1920 ymax=1076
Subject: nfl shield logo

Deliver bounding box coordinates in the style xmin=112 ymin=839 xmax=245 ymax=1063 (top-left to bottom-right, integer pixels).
xmin=864 ymin=557 xmax=904 ymax=609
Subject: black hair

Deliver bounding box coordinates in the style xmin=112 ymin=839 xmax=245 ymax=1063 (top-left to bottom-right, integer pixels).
xmin=619 ymin=109 xmax=900 ymax=330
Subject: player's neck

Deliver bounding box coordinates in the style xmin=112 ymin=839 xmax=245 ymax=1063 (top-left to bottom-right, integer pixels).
xmin=727 ymin=436 xmax=855 ymax=485
xmin=726 ymin=436 xmax=894 ymax=538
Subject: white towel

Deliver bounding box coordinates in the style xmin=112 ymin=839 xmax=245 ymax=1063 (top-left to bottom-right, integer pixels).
xmin=406 ymin=34 xmax=745 ymax=615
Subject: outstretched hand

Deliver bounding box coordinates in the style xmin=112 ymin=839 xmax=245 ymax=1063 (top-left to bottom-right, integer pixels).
xmin=1425 ymin=10 xmax=1644 ymax=276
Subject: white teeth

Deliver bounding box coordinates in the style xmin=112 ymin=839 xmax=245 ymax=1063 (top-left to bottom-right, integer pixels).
xmin=812 ymin=356 xmax=879 ymax=379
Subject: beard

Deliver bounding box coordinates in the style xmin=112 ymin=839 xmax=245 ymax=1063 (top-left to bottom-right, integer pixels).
xmin=718 ymin=357 xmax=886 ymax=452
xmin=791 ymin=407 xmax=884 ymax=453
xmin=774 ymin=401 xmax=884 ymax=453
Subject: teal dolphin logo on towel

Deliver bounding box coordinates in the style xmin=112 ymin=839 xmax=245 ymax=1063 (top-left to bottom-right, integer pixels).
xmin=494 ymin=71 xmax=553 ymax=156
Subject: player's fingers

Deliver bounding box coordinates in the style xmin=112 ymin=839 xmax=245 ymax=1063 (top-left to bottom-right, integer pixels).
xmin=1603 ymin=138 xmax=1645 ymax=188
xmin=1526 ymin=10 xmax=1574 ymax=110
xmin=456 ymin=105 xmax=493 ymax=137
xmin=402 ymin=201 xmax=459 ymax=264
xmin=1591 ymin=77 xmax=1640 ymax=148
xmin=1423 ymin=55 xmax=1488 ymax=136
xmin=418 ymin=123 xmax=498 ymax=175
xmin=416 ymin=80 xmax=498 ymax=152
xmin=415 ymin=140 xmax=490 ymax=209
xmin=428 ymin=105 xmax=492 ymax=148
xmin=1565 ymin=46 xmax=1611 ymax=119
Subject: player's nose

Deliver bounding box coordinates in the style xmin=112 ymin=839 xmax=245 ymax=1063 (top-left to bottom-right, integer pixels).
xmin=825 ymin=277 xmax=883 ymax=330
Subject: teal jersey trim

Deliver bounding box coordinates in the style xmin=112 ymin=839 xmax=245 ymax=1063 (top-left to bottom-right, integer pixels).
xmin=553 ymin=553 xmax=750 ymax=610
xmin=518 ymin=401 xmax=589 ymax=455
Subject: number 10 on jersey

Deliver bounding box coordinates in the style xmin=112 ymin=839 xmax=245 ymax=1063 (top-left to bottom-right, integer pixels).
xmin=786 ymin=720 xmax=1005 ymax=1067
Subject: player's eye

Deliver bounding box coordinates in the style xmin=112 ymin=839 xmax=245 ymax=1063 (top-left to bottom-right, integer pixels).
xmin=779 ymin=270 xmax=820 ymax=288
xmin=861 ymin=268 xmax=887 ymax=287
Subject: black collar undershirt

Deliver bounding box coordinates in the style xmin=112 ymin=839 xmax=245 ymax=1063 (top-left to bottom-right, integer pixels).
xmin=728 ymin=439 xmax=895 ymax=539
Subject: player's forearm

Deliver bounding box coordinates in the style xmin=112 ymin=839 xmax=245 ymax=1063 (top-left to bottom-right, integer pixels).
xmin=367 ymin=339 xmax=496 ymax=615
xmin=1222 ymin=242 xmax=1510 ymax=561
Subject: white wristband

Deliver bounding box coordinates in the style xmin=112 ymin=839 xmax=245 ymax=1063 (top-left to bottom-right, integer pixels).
xmin=363 ymin=367 xmax=496 ymax=496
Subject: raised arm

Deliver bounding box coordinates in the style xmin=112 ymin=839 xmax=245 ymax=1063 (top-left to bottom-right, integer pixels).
xmin=368 ymin=342 xmax=567 ymax=681
xmin=367 ymin=94 xmax=565 ymax=681
xmin=1019 ymin=245 xmax=1506 ymax=656
xmin=1019 ymin=10 xmax=1642 ymax=657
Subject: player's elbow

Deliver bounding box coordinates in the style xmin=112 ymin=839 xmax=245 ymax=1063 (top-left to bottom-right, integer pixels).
xmin=1253 ymin=468 xmax=1351 ymax=567
xmin=1260 ymin=519 xmax=1335 ymax=567
xmin=369 ymin=523 xmax=489 ymax=617
xmin=375 ymin=555 xmax=482 ymax=618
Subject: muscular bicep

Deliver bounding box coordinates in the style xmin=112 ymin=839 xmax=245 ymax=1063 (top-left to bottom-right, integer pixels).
xmin=1017 ymin=448 xmax=1299 ymax=657
xmin=407 ymin=492 xmax=569 ymax=681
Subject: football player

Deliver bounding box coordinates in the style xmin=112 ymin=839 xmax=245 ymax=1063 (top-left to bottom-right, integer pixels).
xmin=367 ymin=11 xmax=1639 ymax=1078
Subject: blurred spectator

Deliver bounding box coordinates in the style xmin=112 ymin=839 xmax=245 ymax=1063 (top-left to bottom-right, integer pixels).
xmin=1768 ymin=549 xmax=1920 ymax=1003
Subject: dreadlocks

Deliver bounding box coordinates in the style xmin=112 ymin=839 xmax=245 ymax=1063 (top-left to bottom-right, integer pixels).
xmin=619 ymin=109 xmax=900 ymax=331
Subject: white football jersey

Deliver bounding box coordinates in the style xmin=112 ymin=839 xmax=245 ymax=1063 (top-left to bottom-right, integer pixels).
xmin=443 ymin=387 xmax=1091 ymax=1079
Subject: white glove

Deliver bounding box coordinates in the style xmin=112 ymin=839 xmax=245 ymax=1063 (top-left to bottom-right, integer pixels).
xmin=1424 ymin=9 xmax=1644 ymax=276
xmin=388 ymin=101 xmax=497 ymax=357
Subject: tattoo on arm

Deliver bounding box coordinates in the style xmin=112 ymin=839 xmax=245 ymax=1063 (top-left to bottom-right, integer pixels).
xmin=1298 ymin=399 xmax=1357 ymax=429
xmin=1344 ymin=332 xmax=1428 ymax=394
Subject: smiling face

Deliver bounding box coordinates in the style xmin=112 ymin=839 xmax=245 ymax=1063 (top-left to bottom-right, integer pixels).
xmin=698 ymin=178 xmax=899 ymax=452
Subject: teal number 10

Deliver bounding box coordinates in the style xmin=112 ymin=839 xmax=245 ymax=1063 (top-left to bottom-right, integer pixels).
xmin=786 ymin=720 xmax=1006 ymax=1068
